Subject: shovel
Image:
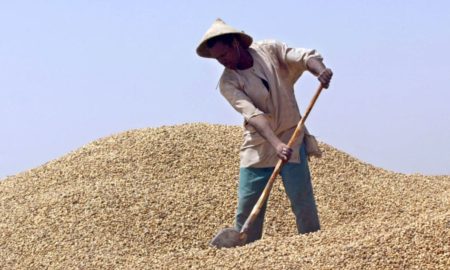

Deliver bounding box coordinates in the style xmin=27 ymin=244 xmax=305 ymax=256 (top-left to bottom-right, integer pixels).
xmin=210 ymin=83 xmax=325 ymax=248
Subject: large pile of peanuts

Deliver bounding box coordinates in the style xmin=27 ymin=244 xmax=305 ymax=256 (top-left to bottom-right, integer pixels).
xmin=1 ymin=123 xmax=449 ymax=269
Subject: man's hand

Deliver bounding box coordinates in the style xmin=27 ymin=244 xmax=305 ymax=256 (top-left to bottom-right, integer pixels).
xmin=306 ymin=58 xmax=333 ymax=89
xmin=247 ymin=115 xmax=293 ymax=162
xmin=318 ymin=68 xmax=333 ymax=89
xmin=275 ymin=143 xmax=293 ymax=162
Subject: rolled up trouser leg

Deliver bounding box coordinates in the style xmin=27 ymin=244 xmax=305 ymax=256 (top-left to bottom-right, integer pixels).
xmin=235 ymin=167 xmax=272 ymax=243
xmin=280 ymin=143 xmax=320 ymax=234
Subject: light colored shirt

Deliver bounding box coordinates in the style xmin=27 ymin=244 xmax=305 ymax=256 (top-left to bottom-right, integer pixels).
xmin=219 ymin=40 xmax=322 ymax=168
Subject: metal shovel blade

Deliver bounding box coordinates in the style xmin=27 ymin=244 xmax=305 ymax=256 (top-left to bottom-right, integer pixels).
xmin=209 ymin=227 xmax=246 ymax=248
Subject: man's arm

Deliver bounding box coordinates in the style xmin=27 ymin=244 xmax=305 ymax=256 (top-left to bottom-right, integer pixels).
xmin=306 ymin=57 xmax=333 ymax=88
xmin=247 ymin=114 xmax=293 ymax=161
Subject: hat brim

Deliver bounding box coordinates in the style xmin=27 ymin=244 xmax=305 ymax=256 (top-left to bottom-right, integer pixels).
xmin=196 ymin=32 xmax=253 ymax=58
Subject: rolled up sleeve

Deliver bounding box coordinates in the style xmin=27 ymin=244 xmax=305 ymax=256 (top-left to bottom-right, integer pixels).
xmin=219 ymin=77 xmax=264 ymax=122
xmin=286 ymin=47 xmax=322 ymax=70
xmin=275 ymin=42 xmax=323 ymax=82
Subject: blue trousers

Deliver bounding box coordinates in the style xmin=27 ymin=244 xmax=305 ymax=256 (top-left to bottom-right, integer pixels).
xmin=235 ymin=143 xmax=320 ymax=243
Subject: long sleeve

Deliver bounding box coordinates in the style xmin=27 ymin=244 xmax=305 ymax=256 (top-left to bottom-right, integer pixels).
xmin=219 ymin=73 xmax=265 ymax=122
xmin=276 ymin=41 xmax=323 ymax=84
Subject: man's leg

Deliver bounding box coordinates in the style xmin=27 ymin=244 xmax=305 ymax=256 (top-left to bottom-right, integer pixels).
xmin=235 ymin=167 xmax=272 ymax=243
xmin=280 ymin=144 xmax=320 ymax=234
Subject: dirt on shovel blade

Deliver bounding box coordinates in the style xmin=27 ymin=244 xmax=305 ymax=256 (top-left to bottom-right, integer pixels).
xmin=210 ymin=227 xmax=246 ymax=248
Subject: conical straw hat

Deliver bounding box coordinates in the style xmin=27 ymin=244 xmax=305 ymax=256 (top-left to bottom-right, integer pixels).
xmin=196 ymin=18 xmax=253 ymax=58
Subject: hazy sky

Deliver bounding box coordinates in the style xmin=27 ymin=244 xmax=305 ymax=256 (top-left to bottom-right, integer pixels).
xmin=1 ymin=0 xmax=449 ymax=179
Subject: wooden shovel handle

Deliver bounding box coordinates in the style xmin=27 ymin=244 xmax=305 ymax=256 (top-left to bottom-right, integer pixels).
xmin=240 ymin=84 xmax=324 ymax=235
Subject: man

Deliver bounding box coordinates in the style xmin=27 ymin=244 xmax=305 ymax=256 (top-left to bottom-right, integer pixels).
xmin=196 ymin=19 xmax=333 ymax=244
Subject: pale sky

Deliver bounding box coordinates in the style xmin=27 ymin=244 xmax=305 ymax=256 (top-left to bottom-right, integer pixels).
xmin=1 ymin=0 xmax=449 ymax=179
